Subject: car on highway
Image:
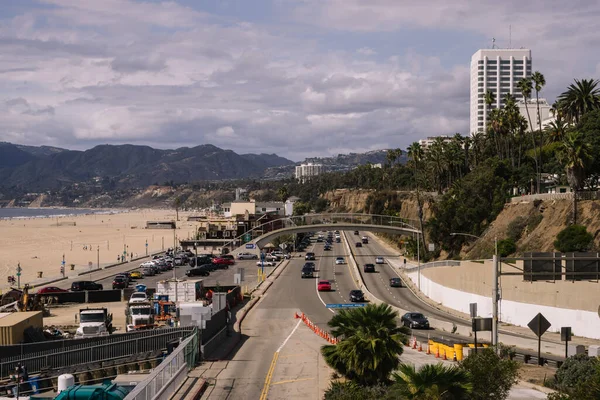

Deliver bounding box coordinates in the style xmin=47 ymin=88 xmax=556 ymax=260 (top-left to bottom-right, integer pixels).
xmin=36 ymin=286 xmax=68 ymax=294
xmin=363 ymin=263 xmax=375 ymax=273
xmin=335 ymin=257 xmax=345 ymax=265
xmin=362 ymin=236 xmax=369 ymax=244
xmin=257 ymin=260 xmax=276 ymax=267
xmin=389 ymin=277 xmax=403 ymax=287
xmin=305 ymin=252 xmax=316 ymax=260
xmin=354 ymin=230 xmax=359 ymax=235
xmin=129 ymin=292 xmax=148 ymax=303
xmin=130 ymin=270 xmax=143 ymax=279
xmin=355 ymin=242 xmax=362 ymax=248
xmin=317 ymin=280 xmax=332 ymax=291
xmin=324 ymin=244 xmax=332 ymax=251
xmin=349 ymin=289 xmax=365 ymax=302
xmin=185 ymin=265 xmax=211 ymax=277
xmin=401 ymin=312 xmax=430 ymax=329
xmin=237 ymin=252 xmax=258 ymax=260
xmin=375 ymin=256 xmax=384 ymax=264
xmin=112 ymin=276 xmax=128 ymax=290
xmin=303 ymin=262 xmax=316 ymax=271
xmin=301 ymin=266 xmax=314 ymax=278
xmin=116 ymin=273 xmax=131 ymax=285
xmin=71 ymin=281 xmax=103 ymax=292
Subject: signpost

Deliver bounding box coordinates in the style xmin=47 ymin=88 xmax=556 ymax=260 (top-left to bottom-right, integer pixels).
xmin=88 ymin=261 xmax=93 ymax=280
xmin=245 ymin=243 xmax=256 ymax=249
xmin=61 ymin=254 xmax=66 ymax=278
xmin=561 ymin=327 xmax=572 ymax=359
xmin=145 ymin=240 xmax=148 ymax=256
xmin=470 ymin=303 xmax=478 ymax=353
xmin=260 ymin=252 xmax=265 ymax=278
xmin=16 ymin=263 xmax=22 ymax=289
xmin=528 ymin=313 xmax=551 ymax=366
xmin=326 ymin=303 xmax=366 ymax=308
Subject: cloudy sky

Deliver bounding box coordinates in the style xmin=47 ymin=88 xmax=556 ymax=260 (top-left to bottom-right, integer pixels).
xmin=0 ymin=0 xmax=598 ymax=161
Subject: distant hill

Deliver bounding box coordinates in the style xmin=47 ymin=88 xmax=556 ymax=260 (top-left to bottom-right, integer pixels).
xmin=0 ymin=143 xmax=295 ymax=190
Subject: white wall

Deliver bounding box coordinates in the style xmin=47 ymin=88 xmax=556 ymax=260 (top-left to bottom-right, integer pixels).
xmin=406 ymin=270 xmax=600 ymax=340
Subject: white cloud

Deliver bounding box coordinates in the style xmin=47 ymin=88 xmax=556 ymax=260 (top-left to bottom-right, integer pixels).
xmin=356 ymin=47 xmax=376 ymax=56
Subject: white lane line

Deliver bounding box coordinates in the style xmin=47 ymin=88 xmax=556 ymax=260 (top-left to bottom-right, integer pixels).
xmin=314 ymin=239 xmax=335 ymax=314
xmin=276 ymin=319 xmax=303 ymax=352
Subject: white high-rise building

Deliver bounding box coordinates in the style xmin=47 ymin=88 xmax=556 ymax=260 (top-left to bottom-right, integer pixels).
xmin=295 ymin=163 xmax=323 ymax=183
xmin=470 ymin=48 xmax=532 ymax=134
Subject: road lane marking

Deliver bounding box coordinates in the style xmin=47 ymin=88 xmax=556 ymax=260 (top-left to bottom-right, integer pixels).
xmin=260 ymin=319 xmax=302 ymax=400
xmin=314 ymin=243 xmax=335 ymax=314
xmin=271 ymin=377 xmax=315 ymax=386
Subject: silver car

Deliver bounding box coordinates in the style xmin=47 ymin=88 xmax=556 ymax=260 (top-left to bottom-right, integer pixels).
xmin=237 ymin=252 xmax=258 ymax=260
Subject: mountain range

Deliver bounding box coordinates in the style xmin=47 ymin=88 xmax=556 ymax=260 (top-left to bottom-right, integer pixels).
xmin=0 ymin=142 xmax=294 ymax=190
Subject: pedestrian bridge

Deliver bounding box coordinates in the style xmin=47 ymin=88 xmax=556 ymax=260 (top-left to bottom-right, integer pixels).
xmin=229 ymin=213 xmax=420 ymax=254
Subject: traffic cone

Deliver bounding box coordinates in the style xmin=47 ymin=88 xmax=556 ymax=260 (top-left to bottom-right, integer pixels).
xmin=443 ymin=350 xmax=447 ymax=361
xmin=418 ymin=343 xmax=423 ymax=352
xmin=435 ymin=347 xmax=440 ymax=358
xmin=412 ymin=339 xmax=417 ymax=350
xmin=294 ymin=312 xmax=300 ymax=319
xmin=426 ymin=343 xmax=431 ymax=355
xmin=453 ymin=351 xmax=457 ymax=362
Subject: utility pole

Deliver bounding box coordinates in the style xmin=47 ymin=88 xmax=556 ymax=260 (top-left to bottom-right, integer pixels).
xmin=492 ymin=254 xmax=499 ymax=348
xmin=97 ymin=246 xmax=100 ymax=269
xmin=145 ymin=239 xmax=148 ymax=257
xmin=417 ymin=233 xmax=421 ymax=290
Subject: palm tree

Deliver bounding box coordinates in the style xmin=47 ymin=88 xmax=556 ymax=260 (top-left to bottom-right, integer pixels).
xmin=558 ymin=131 xmax=592 ymax=224
xmin=173 ymin=197 xmax=182 ymax=221
xmin=483 ymin=90 xmax=496 ymax=133
xmin=391 ymin=363 xmax=472 ymax=399
xmin=277 ymin=186 xmax=289 ymax=202
xmin=557 ymin=78 xmax=600 ymax=125
xmin=407 ymin=142 xmax=426 ymax=252
xmin=517 ymin=77 xmax=534 ymax=132
xmin=321 ymin=303 xmax=408 ymax=385
xmin=532 ymin=71 xmax=546 ymax=192
xmin=544 ymin=119 xmax=568 ymax=144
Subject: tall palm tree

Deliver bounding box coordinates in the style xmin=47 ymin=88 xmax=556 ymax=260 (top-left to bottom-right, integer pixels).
xmin=407 ymin=142 xmax=426 ymax=250
xmin=544 ymin=119 xmax=568 ymax=144
xmin=558 ymin=131 xmax=592 ymax=224
xmin=483 ymin=90 xmax=496 ymax=133
xmin=321 ymin=303 xmax=408 ymax=386
xmin=532 ymin=71 xmax=546 ymax=192
xmin=391 ymin=363 xmax=472 ymax=399
xmin=173 ymin=197 xmax=182 ymax=221
xmin=516 ymin=77 xmax=539 ymax=192
xmin=557 ymin=78 xmax=600 ymax=125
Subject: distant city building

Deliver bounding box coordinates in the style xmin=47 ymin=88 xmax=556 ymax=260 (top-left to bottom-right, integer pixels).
xmin=418 ymin=135 xmax=452 ymax=151
xmin=516 ymin=98 xmax=553 ymax=131
xmin=295 ymin=163 xmax=323 ymax=183
xmin=470 ymin=48 xmax=532 ymax=134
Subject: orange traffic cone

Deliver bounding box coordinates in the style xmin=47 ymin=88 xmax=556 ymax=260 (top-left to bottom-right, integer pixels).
xmin=453 ymin=351 xmax=457 ymax=362
xmin=412 ymin=340 xmax=417 ymax=350
xmin=435 ymin=348 xmax=440 ymax=358
xmin=443 ymin=351 xmax=447 ymax=361
xmin=426 ymin=343 xmax=431 ymax=355
xmin=418 ymin=343 xmax=423 ymax=352
xmin=294 ymin=312 xmax=300 ymax=319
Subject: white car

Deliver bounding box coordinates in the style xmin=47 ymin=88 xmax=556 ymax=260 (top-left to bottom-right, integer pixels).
xmin=335 ymin=257 xmax=345 ymax=265
xmin=375 ymin=256 xmax=384 ymax=264
xmin=129 ymin=292 xmax=148 ymax=304
xmin=257 ymin=260 xmax=276 ymax=267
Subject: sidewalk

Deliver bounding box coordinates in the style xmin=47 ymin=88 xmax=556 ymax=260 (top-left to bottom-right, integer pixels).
xmin=374 ymin=235 xmax=600 ymax=356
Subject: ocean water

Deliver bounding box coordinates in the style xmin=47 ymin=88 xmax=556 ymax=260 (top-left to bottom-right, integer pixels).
xmin=0 ymin=207 xmax=117 ymax=219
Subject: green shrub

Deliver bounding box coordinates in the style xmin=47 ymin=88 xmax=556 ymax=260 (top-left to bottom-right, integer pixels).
xmin=554 ymin=225 xmax=594 ymax=252
xmin=497 ymin=238 xmax=517 ymax=257
xmin=526 ymin=214 xmax=543 ymax=232
xmin=507 ymin=216 xmax=527 ymax=241
xmin=553 ymin=354 xmax=599 ymax=393
xmin=459 ymin=348 xmax=520 ymax=400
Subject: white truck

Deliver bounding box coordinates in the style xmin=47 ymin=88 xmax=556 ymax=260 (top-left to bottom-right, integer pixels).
xmin=75 ymin=308 xmax=113 ymax=337
xmin=126 ymin=302 xmax=154 ymax=332
xmin=156 ymin=279 xmax=204 ymax=303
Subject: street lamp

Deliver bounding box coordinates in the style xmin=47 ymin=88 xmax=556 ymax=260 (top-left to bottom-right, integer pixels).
xmin=450 ymin=232 xmax=499 ymax=348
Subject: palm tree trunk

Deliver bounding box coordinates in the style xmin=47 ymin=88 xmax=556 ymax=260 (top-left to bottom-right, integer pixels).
xmin=523 ymin=102 xmax=540 ymax=193
xmin=536 ymin=92 xmax=543 ymax=194
xmin=572 ymin=190 xmax=577 ymax=225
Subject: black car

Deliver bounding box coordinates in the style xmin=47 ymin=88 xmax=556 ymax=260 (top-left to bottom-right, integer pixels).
xmin=190 ymin=255 xmax=214 ymax=267
xmin=301 ymin=266 xmax=314 ymax=278
xmin=390 ymin=277 xmax=403 ymax=287
xmin=355 ymin=242 xmax=362 ymax=248
xmin=112 ymin=277 xmax=127 ymax=290
xmin=305 ymin=252 xmax=316 ymax=260
xmin=354 ymin=230 xmax=359 ymax=235
xmin=349 ymin=290 xmax=364 ymax=302
xmin=363 ymin=263 xmax=375 ymax=273
xmin=401 ymin=312 xmax=430 ymax=329
xmin=324 ymin=244 xmax=332 ymax=251
xmin=71 ymin=281 xmax=103 ymax=291
xmin=186 ymin=265 xmax=210 ymax=277
xmin=303 ymin=262 xmax=316 ymax=271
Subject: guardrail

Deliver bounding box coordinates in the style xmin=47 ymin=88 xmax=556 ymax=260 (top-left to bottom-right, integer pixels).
xmin=510 ymin=193 xmax=573 ymax=203
xmin=404 ymin=260 xmax=461 ymax=272
xmin=124 ymin=330 xmax=199 ymax=400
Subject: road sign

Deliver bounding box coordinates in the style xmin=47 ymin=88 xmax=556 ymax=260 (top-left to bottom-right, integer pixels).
xmin=280 ymin=243 xmax=287 ymax=250
xmin=561 ymin=327 xmax=572 ymax=342
xmin=245 ymin=243 xmax=255 ymax=249
xmin=469 ymin=303 xmax=477 ymax=318
xmin=16 ymin=265 xmax=22 ymax=273
xmin=16 ymin=272 xmax=21 ymax=277
xmin=326 ymin=303 xmax=366 ymax=308
xmin=528 ymin=313 xmax=551 ymax=337
xmin=88 ymin=261 xmax=93 ymax=268
xmin=243 ymin=233 xmax=251 ymax=242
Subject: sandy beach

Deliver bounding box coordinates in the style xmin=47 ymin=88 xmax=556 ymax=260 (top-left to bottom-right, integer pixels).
xmin=0 ymin=209 xmax=201 ymax=291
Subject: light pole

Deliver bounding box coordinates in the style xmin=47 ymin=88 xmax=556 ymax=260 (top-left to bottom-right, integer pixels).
xmin=450 ymin=232 xmax=499 ymax=348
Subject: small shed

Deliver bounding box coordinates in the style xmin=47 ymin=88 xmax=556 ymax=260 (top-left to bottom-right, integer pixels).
xmin=0 ymin=311 xmax=43 ymax=344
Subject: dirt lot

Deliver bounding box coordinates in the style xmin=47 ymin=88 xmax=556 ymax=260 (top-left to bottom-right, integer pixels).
xmin=520 ymin=363 xmax=556 ymax=386
xmin=44 ymin=301 xmax=128 ymax=333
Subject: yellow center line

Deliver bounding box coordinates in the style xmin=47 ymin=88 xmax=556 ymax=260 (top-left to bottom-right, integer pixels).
xmin=271 ymin=377 xmax=315 ymax=386
xmin=259 ymin=352 xmax=279 ymax=400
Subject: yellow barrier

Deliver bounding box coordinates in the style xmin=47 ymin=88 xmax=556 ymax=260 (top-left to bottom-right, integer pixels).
xmin=426 ymin=339 xmax=490 ymax=361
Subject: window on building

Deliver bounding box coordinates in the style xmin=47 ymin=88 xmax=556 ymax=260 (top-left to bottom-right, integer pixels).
xmin=224 ymin=231 xmax=230 ymax=237
xmin=211 ymin=231 xmax=217 ymax=238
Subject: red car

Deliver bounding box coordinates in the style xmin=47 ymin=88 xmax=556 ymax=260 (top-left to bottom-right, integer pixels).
xmin=37 ymin=286 xmax=68 ymax=294
xmin=213 ymin=257 xmax=235 ymax=266
xmin=317 ymin=280 xmax=332 ymax=291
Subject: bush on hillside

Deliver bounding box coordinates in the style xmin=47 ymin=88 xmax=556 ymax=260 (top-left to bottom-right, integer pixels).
xmin=554 ymin=225 xmax=594 ymax=252
xmin=551 ymin=354 xmax=599 ymax=394
xmin=459 ymin=348 xmax=519 ymax=400
xmin=507 ymin=216 xmax=527 ymax=241
xmin=497 ymin=238 xmax=517 ymax=257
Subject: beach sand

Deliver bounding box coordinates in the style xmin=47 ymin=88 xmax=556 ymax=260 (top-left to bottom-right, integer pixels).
xmin=0 ymin=209 xmax=201 ymax=291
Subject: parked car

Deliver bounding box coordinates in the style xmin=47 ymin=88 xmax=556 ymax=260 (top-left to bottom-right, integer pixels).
xmin=237 ymin=252 xmax=258 ymax=260
xmin=186 ymin=265 xmax=210 ymax=277
xmin=317 ymin=280 xmax=332 ymax=291
xmin=112 ymin=277 xmax=128 ymax=290
xmin=213 ymin=257 xmax=235 ymax=268
xmin=349 ymin=289 xmax=364 ymax=302
xmin=130 ymin=270 xmax=143 ymax=279
xmin=305 ymin=252 xmax=316 ymax=260
xmin=355 ymin=242 xmax=362 ymax=248
xmin=129 ymin=292 xmax=148 ymax=303
xmin=257 ymin=260 xmax=276 ymax=267
xmin=401 ymin=312 xmax=430 ymax=329
xmin=115 ymin=274 xmax=130 ymax=285
xmin=389 ymin=277 xmax=402 ymax=287
xmin=142 ymin=267 xmax=155 ymax=277
xmin=71 ymin=281 xmax=103 ymax=291
xmin=335 ymin=257 xmax=345 ymax=265
xmin=363 ymin=263 xmax=375 ymax=273
xmin=190 ymin=255 xmax=215 ymax=267
xmin=37 ymin=286 xmax=68 ymax=294
xmin=375 ymin=256 xmax=384 ymax=264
